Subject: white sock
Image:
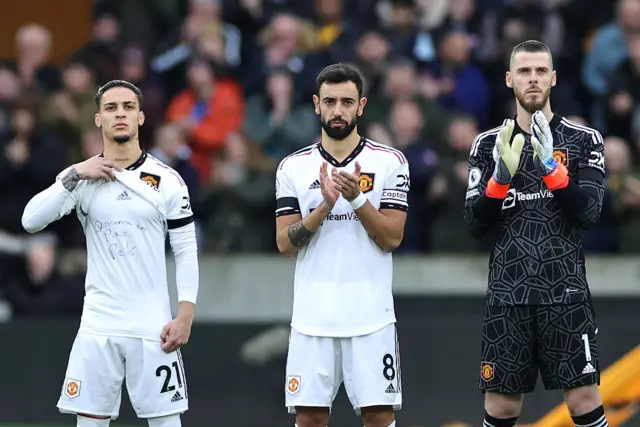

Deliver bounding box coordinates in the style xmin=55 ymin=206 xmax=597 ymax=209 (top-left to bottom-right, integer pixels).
xmin=148 ymin=413 xmax=182 ymax=427
xmin=77 ymin=415 xmax=110 ymax=427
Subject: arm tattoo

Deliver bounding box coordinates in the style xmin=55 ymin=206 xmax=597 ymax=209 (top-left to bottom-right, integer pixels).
xmin=287 ymin=220 xmax=315 ymax=247
xmin=61 ymin=167 xmax=81 ymax=192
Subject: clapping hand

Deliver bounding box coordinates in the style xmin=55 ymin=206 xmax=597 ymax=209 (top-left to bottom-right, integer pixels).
xmin=531 ymin=110 xmax=557 ymax=176
xmin=332 ymin=161 xmax=362 ymax=201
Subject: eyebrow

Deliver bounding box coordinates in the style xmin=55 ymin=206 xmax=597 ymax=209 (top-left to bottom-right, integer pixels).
xmin=323 ymin=96 xmax=356 ymax=102
xmin=517 ymin=66 xmax=549 ymax=71
xmin=103 ymin=101 xmax=137 ymax=108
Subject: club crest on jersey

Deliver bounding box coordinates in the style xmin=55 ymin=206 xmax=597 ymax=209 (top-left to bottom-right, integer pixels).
xmin=140 ymin=172 xmax=161 ymax=191
xmin=553 ymin=148 xmax=568 ymax=166
xmin=480 ymin=362 xmax=495 ymax=381
xmin=358 ymin=173 xmax=375 ymax=193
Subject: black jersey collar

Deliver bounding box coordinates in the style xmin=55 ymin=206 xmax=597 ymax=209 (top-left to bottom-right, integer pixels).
xmin=317 ymin=136 xmax=366 ymax=167
xmin=513 ymin=113 xmax=563 ymax=135
xmin=99 ymin=150 xmax=147 ymax=170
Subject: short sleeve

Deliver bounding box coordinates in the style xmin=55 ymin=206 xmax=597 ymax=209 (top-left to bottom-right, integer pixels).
xmin=275 ymin=162 xmax=300 ymax=217
xmin=380 ymin=162 xmax=410 ymax=212
xmin=577 ymin=129 xmax=605 ymax=176
xmin=166 ymin=174 xmax=195 ymax=229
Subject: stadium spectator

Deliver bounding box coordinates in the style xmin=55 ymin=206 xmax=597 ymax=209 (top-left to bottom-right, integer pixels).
xmin=165 ymin=55 xmax=244 ymax=183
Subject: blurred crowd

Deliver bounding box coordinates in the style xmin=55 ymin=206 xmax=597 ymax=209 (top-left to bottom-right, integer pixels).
xmin=1 ymin=0 xmax=640 ymax=316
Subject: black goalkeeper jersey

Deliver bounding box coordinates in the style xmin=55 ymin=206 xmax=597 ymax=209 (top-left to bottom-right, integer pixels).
xmin=464 ymin=114 xmax=605 ymax=306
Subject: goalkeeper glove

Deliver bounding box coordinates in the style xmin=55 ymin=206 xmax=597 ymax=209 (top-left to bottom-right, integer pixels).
xmin=492 ymin=120 xmax=525 ymax=185
xmin=531 ymin=110 xmax=557 ymax=176
xmin=531 ymin=110 xmax=569 ymax=190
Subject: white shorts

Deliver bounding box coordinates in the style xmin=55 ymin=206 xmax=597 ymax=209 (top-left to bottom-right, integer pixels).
xmin=285 ymin=323 xmax=402 ymax=414
xmin=57 ymin=332 xmax=188 ymax=419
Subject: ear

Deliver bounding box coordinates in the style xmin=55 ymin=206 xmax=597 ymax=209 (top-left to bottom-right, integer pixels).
xmin=312 ymin=95 xmax=320 ymax=115
xmin=505 ymin=71 xmax=513 ymax=88
xmin=357 ymin=97 xmax=367 ymax=117
xmin=94 ymin=113 xmax=101 ymax=128
xmin=138 ymin=111 xmax=145 ymax=126
xmin=551 ymin=70 xmax=557 ymax=88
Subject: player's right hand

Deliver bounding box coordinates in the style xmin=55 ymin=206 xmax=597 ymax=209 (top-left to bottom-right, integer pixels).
xmin=492 ymin=120 xmax=525 ymax=185
xmin=74 ymin=157 xmax=122 ymax=181
xmin=320 ymin=162 xmax=340 ymax=208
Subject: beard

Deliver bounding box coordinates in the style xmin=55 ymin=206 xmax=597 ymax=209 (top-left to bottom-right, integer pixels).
xmin=515 ymin=86 xmax=551 ymax=114
xmin=321 ymin=117 xmax=357 ymax=140
xmin=113 ymin=134 xmax=132 ymax=144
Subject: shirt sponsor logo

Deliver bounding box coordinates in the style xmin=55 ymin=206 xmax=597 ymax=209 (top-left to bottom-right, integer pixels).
xmin=502 ymin=188 xmax=553 ymax=210
xmin=310 ymin=208 xmax=360 ymax=222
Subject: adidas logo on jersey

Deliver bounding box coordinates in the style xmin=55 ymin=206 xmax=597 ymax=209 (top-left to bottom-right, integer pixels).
xmin=171 ymin=391 xmax=184 ymax=402
xmin=308 ymin=179 xmax=321 ymax=190
xmin=385 ymin=384 xmax=396 ymax=394
xmin=116 ymin=191 xmax=131 ymax=201
xmin=582 ymin=363 xmax=596 ymax=374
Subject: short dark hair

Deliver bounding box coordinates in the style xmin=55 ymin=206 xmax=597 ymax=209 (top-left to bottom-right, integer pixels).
xmin=316 ymin=63 xmax=364 ymax=98
xmin=510 ymin=40 xmax=553 ymax=69
xmin=94 ymin=80 xmax=143 ymax=109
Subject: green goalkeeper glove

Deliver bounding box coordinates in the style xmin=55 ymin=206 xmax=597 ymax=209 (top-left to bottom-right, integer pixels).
xmin=492 ymin=120 xmax=525 ymax=185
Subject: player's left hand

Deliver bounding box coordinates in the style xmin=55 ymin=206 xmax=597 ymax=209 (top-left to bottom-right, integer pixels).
xmin=332 ymin=161 xmax=362 ymax=201
xmin=531 ymin=110 xmax=558 ymax=176
xmin=160 ymin=315 xmax=193 ymax=353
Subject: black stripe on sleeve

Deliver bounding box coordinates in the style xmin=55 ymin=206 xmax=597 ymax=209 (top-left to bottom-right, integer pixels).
xmin=380 ymin=202 xmax=408 ymax=212
xmin=167 ymin=215 xmax=195 ymax=229
xmin=275 ymin=197 xmax=301 ymax=217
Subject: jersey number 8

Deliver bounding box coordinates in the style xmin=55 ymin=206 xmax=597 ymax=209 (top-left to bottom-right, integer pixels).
xmin=382 ymin=353 xmax=396 ymax=380
xmin=156 ymin=361 xmax=183 ymax=394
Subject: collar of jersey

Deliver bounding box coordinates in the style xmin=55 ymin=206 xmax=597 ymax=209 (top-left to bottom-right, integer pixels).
xmin=513 ymin=113 xmax=562 ymax=135
xmin=317 ymin=136 xmax=366 ymax=167
xmin=98 ymin=150 xmax=147 ymax=171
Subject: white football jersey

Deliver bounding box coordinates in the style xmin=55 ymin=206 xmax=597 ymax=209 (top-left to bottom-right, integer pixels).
xmin=276 ymin=137 xmax=410 ymax=337
xmin=56 ymin=153 xmax=193 ymax=340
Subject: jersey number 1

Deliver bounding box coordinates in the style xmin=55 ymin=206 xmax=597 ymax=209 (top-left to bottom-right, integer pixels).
xmin=156 ymin=361 xmax=183 ymax=393
xmin=581 ymin=333 xmax=592 ymax=362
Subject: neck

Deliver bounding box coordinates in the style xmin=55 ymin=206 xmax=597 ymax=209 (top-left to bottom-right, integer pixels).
xmin=103 ymin=138 xmax=142 ymax=169
xmin=196 ymin=83 xmax=213 ymax=100
xmin=321 ymin=128 xmax=361 ymax=161
xmin=515 ymin=102 xmax=553 ymax=133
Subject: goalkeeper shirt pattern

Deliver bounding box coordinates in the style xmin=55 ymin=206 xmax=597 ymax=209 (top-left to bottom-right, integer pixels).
xmin=464 ymin=115 xmax=605 ymax=306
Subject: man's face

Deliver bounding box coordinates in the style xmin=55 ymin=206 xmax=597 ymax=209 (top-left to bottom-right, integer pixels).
xmin=313 ymin=81 xmax=366 ymax=140
xmin=63 ymin=64 xmax=93 ymax=93
xmin=95 ymin=86 xmax=144 ymax=144
xmin=385 ymin=66 xmax=415 ymax=99
xmin=507 ymin=51 xmax=556 ymax=114
xmin=187 ymin=61 xmax=213 ymax=89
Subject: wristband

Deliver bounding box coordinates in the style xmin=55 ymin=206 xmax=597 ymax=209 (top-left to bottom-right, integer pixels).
xmin=542 ymin=163 xmax=569 ymax=190
xmin=349 ymin=192 xmax=367 ymax=210
xmin=486 ymin=177 xmax=510 ymax=199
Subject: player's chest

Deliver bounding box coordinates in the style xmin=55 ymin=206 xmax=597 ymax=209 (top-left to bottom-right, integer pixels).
xmin=517 ymin=137 xmax=579 ymax=181
xmin=295 ymin=164 xmax=383 ymax=214
xmin=83 ymin=180 xmax=164 ymax=225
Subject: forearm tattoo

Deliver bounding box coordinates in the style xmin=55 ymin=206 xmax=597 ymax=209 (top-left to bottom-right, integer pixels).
xmin=287 ymin=220 xmax=315 ymax=248
xmin=61 ymin=167 xmax=80 ymax=192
